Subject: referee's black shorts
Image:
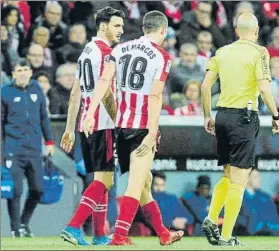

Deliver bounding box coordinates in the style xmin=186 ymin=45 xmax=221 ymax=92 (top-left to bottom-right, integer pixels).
xmin=215 ymin=108 xmax=259 ymax=168
xmin=79 ymin=129 xmax=115 ymax=173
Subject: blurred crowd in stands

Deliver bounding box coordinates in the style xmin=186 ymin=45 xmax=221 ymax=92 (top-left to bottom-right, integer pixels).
xmin=1 ymin=1 xmax=279 ymax=116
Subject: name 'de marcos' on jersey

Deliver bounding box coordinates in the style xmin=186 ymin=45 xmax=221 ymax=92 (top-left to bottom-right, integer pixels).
xmin=111 ymin=36 xmax=172 ymax=129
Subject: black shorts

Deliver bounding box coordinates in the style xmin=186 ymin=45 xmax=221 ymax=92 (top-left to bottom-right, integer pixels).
xmin=116 ymin=128 xmax=149 ymax=174
xmin=215 ymin=108 xmax=259 ymax=168
xmin=80 ymin=129 xmax=115 ymax=173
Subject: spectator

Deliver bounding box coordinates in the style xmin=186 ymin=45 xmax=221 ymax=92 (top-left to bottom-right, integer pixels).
xmin=69 ymin=2 xmax=96 ymax=39
xmin=26 ymin=43 xmax=53 ymax=81
xmin=181 ymin=175 xmax=212 ymax=236
xmin=4 ymin=0 xmax=31 ymax=37
xmin=26 ymin=2 xmax=68 ymax=50
xmin=49 ymin=63 xmax=76 ymax=114
xmin=109 ymin=1 xmax=147 ymax=41
xmin=152 ymin=171 xmax=194 ymax=233
xmin=269 ymin=8 xmax=279 ymax=31
xmin=56 ymin=24 xmax=87 ymax=65
xmin=33 ymin=70 xmax=53 ymax=114
xmin=259 ymin=57 xmax=279 ymax=114
xmin=1 ymin=25 xmax=19 ymax=76
xmin=236 ymin=169 xmax=279 ymax=236
xmin=32 ymin=27 xmax=57 ymax=68
xmin=1 ymin=5 xmax=25 ymax=56
xmin=267 ymin=27 xmax=279 ymax=58
xmin=196 ymin=31 xmax=213 ymax=71
xmin=162 ymin=27 xmax=178 ymax=61
xmin=174 ymin=80 xmax=202 ymax=116
xmin=1 ymin=71 xmax=11 ymax=86
xmin=168 ymin=43 xmax=205 ymax=94
xmin=145 ymin=1 xmax=186 ymax=30
xmin=1 ymin=59 xmax=55 ymax=237
xmin=178 ymin=1 xmax=230 ymax=48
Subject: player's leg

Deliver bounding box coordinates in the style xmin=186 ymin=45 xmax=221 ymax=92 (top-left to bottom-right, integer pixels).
xmin=6 ymin=156 xmax=25 ymax=237
xmin=112 ymin=150 xmax=153 ymax=241
xmin=91 ymin=171 xmax=114 ymax=245
xmin=61 ymin=132 xmax=109 ymax=246
xmin=140 ymin=172 xmax=184 ymax=245
xmin=20 ymin=156 xmax=44 ymax=237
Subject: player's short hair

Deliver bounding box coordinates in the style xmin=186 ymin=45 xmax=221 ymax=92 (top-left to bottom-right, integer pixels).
xmin=152 ymin=171 xmax=166 ymax=181
xmin=143 ymin=11 xmax=168 ymax=34
xmin=96 ymin=6 xmax=125 ymax=30
xmin=12 ymin=58 xmax=31 ymax=71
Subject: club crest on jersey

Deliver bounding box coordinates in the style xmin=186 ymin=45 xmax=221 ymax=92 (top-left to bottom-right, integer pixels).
xmin=166 ymin=60 xmax=172 ymax=73
xmin=6 ymin=160 xmax=12 ymax=169
xmin=30 ymin=94 xmax=38 ymax=102
xmin=104 ymin=55 xmax=110 ymax=63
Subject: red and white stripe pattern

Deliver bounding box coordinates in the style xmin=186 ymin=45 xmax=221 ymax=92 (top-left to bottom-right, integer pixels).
xmin=80 ymin=196 xmax=107 ymax=212
xmin=80 ymin=196 xmax=98 ymax=211
xmin=76 ymin=37 xmax=115 ymax=132
xmin=112 ymin=36 xmax=171 ymax=129
xmin=115 ymin=219 xmax=131 ymax=234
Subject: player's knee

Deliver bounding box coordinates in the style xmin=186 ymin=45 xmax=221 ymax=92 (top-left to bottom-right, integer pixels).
xmin=230 ymin=166 xmax=251 ymax=187
xmin=96 ymin=172 xmax=114 ymax=190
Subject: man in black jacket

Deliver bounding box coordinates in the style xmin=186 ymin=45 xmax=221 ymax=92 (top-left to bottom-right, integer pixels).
xmin=26 ymin=2 xmax=68 ymax=50
xmin=1 ymin=59 xmax=55 ymax=237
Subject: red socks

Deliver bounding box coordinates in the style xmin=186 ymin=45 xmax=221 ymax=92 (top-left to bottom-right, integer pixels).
xmin=114 ymin=196 xmax=139 ymax=236
xmin=142 ymin=200 xmax=168 ymax=236
xmin=92 ymin=191 xmax=108 ymax=236
xmin=68 ymin=180 xmax=107 ymax=228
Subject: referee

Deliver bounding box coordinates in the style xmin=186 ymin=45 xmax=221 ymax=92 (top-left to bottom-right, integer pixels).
xmin=200 ymin=13 xmax=279 ymax=246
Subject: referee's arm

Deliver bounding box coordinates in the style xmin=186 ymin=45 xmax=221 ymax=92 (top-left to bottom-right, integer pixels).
xmin=201 ymin=70 xmax=218 ymax=117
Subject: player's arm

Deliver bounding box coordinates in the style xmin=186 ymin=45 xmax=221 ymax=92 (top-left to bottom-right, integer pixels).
xmin=102 ymin=86 xmax=116 ymax=122
xmin=83 ymin=60 xmax=116 ymax=137
xmin=148 ymin=80 xmax=165 ymax=137
xmin=60 ymin=78 xmax=81 ymax=153
xmin=65 ymin=78 xmax=81 ymax=132
xmin=201 ymin=70 xmax=218 ymax=117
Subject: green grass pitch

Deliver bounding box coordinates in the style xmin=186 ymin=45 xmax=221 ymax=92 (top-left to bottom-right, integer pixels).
xmin=1 ymin=237 xmax=279 ymax=250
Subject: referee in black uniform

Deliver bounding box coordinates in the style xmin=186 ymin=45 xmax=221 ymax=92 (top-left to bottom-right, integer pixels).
xmin=200 ymin=13 xmax=279 ymax=246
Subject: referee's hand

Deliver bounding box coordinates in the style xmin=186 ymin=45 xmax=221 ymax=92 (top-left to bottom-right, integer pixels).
xmin=272 ymin=119 xmax=279 ymax=134
xmin=204 ymin=117 xmax=215 ymax=136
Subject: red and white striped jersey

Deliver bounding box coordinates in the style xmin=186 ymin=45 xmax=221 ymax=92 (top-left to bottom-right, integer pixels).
xmin=75 ymin=37 xmax=115 ymax=132
xmin=110 ymin=36 xmax=172 ymax=129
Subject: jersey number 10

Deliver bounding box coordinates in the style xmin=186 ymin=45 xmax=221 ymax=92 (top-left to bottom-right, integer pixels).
xmin=78 ymin=59 xmax=94 ymax=92
xmin=119 ymin=54 xmax=147 ymax=90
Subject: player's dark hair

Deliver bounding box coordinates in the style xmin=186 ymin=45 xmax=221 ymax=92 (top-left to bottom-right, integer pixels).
xmin=143 ymin=11 xmax=168 ymax=34
xmin=152 ymin=171 xmax=166 ymax=181
xmin=96 ymin=6 xmax=125 ymax=30
xmin=12 ymin=58 xmax=31 ymax=71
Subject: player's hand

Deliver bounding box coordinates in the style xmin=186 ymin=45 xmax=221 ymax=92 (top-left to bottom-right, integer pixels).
xmin=83 ymin=116 xmax=94 ymax=138
xmin=60 ymin=131 xmax=75 ymax=153
xmin=272 ymin=119 xmax=279 ymax=134
xmin=204 ymin=116 xmax=215 ymax=136
xmin=45 ymin=145 xmax=55 ymax=156
xmin=136 ymin=134 xmax=156 ymax=158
